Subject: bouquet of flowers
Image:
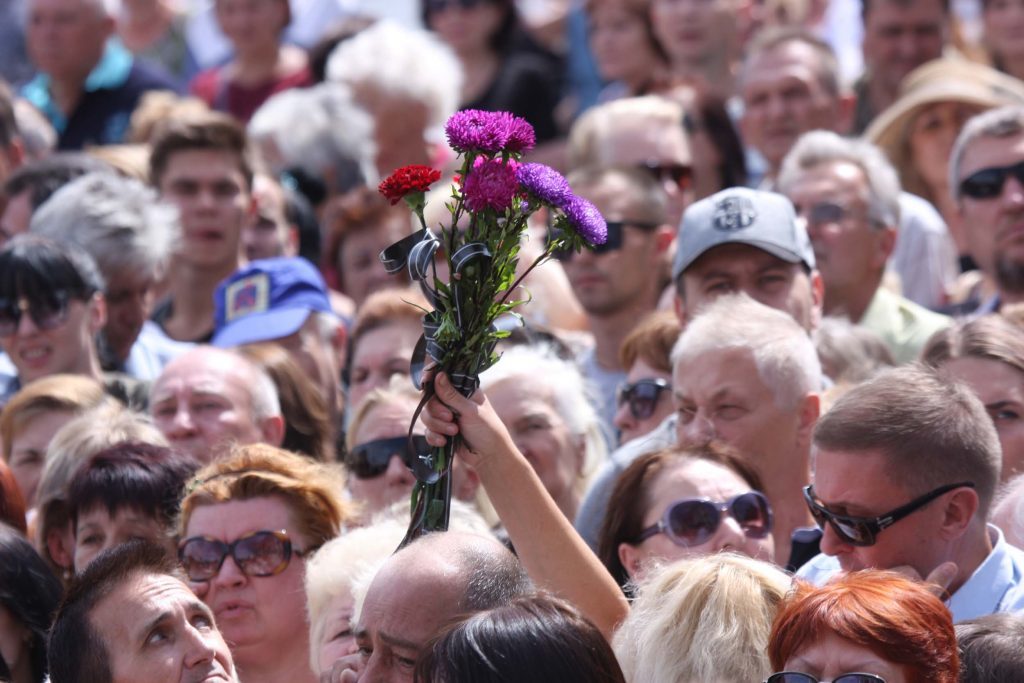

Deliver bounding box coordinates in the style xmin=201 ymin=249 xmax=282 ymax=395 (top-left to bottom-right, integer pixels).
xmin=377 ymin=109 xmax=606 ymax=545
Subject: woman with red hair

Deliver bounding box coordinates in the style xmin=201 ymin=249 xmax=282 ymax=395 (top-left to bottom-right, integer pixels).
xmin=766 ymin=571 xmax=959 ymax=683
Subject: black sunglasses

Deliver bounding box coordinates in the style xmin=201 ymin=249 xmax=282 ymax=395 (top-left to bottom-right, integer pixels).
xmin=617 ymin=378 xmax=670 ymax=420
xmin=636 ymin=160 xmax=693 ymax=191
xmin=0 ymin=292 xmax=71 ymax=337
xmin=766 ymin=673 xmax=886 ymax=683
xmin=803 ymin=481 xmax=975 ymax=547
xmin=178 ymin=530 xmax=313 ymax=582
xmin=549 ymin=220 xmax=660 ymax=261
xmin=635 ymin=491 xmax=773 ymax=547
xmin=346 ymin=435 xmax=430 ymax=479
xmin=958 ymin=159 xmax=1024 ymax=199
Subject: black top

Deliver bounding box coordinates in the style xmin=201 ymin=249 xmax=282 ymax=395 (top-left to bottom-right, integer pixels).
xmin=463 ymin=51 xmax=562 ymax=144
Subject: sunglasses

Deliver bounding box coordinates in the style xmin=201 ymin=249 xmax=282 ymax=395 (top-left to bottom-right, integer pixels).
xmin=636 ymin=160 xmax=693 ymax=192
xmin=0 ymin=292 xmax=71 ymax=337
xmin=346 ymin=435 xmax=430 ymax=479
xmin=635 ymin=491 xmax=773 ymax=547
xmin=803 ymin=481 xmax=974 ymax=547
xmin=549 ymin=220 xmax=660 ymax=261
xmin=426 ymin=0 xmax=488 ymax=11
xmin=798 ymin=201 xmax=857 ymax=229
xmin=959 ymin=159 xmax=1024 ymax=199
xmin=617 ymin=378 xmax=670 ymax=421
xmin=765 ymin=673 xmax=886 ymax=683
xmin=178 ymin=530 xmax=313 ymax=582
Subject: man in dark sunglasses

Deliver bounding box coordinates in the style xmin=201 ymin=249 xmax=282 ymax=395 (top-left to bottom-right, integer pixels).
xmin=951 ymin=105 xmax=1024 ymax=315
xmin=777 ymin=131 xmax=950 ymax=364
xmin=797 ymin=365 xmax=1024 ymax=622
xmin=560 ymin=166 xmax=675 ymax=431
xmin=0 ymin=235 xmax=106 ymax=407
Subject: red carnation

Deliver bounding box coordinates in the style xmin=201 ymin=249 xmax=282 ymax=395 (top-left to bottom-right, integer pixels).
xmin=379 ymin=165 xmax=442 ymax=205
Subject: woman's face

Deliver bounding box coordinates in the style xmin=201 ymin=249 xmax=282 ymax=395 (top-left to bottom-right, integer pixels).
xmin=588 ymin=4 xmax=660 ymax=86
xmin=8 ymin=409 xmax=75 ymax=508
xmin=214 ymin=0 xmax=286 ymax=51
xmin=74 ymin=504 xmax=173 ymax=573
xmin=487 ymin=376 xmax=585 ymax=517
xmin=613 ymin=359 xmax=673 ymax=447
xmin=985 ymin=0 xmax=1024 ymax=62
xmin=781 ymin=631 xmax=908 ymax=683
xmin=347 ymin=398 xmax=420 ymax=514
xmin=183 ymin=496 xmax=314 ymax=669
xmin=315 ymin=592 xmax=356 ymax=675
xmin=941 ymin=356 xmax=1024 ymax=480
xmin=337 ymin=220 xmax=411 ymax=308
xmin=908 ymin=101 xmax=983 ymax=191
xmin=348 ymin=321 xmax=422 ymax=410
xmin=620 ymin=458 xmax=774 ymax=581
xmin=0 ymin=605 xmax=31 ymax=679
xmin=426 ymin=0 xmax=505 ymax=56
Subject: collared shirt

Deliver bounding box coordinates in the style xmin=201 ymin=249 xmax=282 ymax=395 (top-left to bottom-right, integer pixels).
xmin=859 ymin=286 xmax=952 ymax=365
xmin=797 ymin=525 xmax=1024 ymax=622
xmin=21 ymin=38 xmax=177 ymax=149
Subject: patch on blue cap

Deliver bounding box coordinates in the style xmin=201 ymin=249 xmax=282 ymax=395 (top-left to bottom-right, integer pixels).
xmin=225 ymin=274 xmax=270 ymax=321
xmin=712 ymin=196 xmax=757 ymax=232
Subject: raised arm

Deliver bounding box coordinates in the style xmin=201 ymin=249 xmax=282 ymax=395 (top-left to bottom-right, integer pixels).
xmin=422 ymin=372 xmax=630 ymax=639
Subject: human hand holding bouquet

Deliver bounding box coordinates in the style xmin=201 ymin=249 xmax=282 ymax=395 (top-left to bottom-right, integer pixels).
xmin=377 ymin=109 xmax=606 ymax=545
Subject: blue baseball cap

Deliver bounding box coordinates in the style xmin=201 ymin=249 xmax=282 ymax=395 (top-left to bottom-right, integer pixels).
xmin=212 ymin=257 xmax=332 ymax=348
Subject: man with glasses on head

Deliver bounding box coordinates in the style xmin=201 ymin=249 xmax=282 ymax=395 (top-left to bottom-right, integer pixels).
xmin=777 ymin=131 xmax=950 ymax=363
xmin=951 ymin=105 xmax=1024 ymax=314
xmin=0 ymin=234 xmax=106 ymax=407
xmin=797 ymin=364 xmax=1024 ymax=622
xmin=563 ymin=166 xmax=675 ymax=432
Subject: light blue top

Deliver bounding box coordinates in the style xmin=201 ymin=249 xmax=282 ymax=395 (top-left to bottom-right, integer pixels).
xmin=797 ymin=525 xmax=1024 ymax=622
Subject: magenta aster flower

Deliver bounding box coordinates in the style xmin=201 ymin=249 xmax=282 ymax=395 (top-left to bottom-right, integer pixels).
xmin=563 ymin=195 xmax=608 ymax=245
xmin=462 ymin=158 xmax=519 ymax=212
xmin=516 ymin=163 xmax=572 ymax=208
xmin=445 ymin=110 xmax=534 ymax=154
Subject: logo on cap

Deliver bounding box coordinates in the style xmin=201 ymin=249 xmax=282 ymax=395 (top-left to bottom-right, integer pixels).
xmin=712 ymin=196 xmax=757 ymax=232
xmin=225 ymin=274 xmax=270 ymax=321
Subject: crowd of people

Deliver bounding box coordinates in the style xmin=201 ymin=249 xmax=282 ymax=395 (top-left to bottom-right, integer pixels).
xmin=4 ymin=0 xmax=1024 ymax=681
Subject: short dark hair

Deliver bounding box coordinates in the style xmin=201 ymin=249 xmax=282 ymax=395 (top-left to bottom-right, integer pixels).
xmin=861 ymin=0 xmax=950 ymax=19
xmin=415 ymin=593 xmax=626 ymax=683
xmin=956 ymin=613 xmax=1024 ymax=683
xmin=68 ymin=442 xmax=199 ymax=531
xmin=148 ymin=112 xmax=254 ymax=189
xmin=598 ymin=443 xmax=766 ymax=588
xmin=813 ymin=365 xmax=1002 ymax=516
xmin=3 ymin=153 xmax=112 ymax=210
xmin=0 ymin=523 xmax=63 ymax=683
xmin=48 ymin=541 xmax=184 ymax=683
xmin=0 ymin=234 xmax=105 ymax=303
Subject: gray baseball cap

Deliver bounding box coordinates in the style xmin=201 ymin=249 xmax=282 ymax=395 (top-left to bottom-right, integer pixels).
xmin=671 ymin=187 xmax=816 ymax=281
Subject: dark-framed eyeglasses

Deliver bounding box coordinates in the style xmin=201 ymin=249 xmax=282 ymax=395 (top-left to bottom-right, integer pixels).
xmin=803 ymin=481 xmax=975 ymax=547
xmin=635 ymin=491 xmax=773 ymax=547
xmin=0 ymin=292 xmax=71 ymax=337
xmin=617 ymin=378 xmax=670 ymax=421
xmin=345 ymin=435 xmax=429 ymax=479
xmin=549 ymin=220 xmax=660 ymax=261
xmin=636 ymin=160 xmax=693 ymax=192
xmin=178 ymin=530 xmax=314 ymax=582
xmin=958 ymin=159 xmax=1024 ymax=199
xmin=765 ymin=673 xmax=886 ymax=683
xmin=798 ymin=201 xmax=855 ymax=229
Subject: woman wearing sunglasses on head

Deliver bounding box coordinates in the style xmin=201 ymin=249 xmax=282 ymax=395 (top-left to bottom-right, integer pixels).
xmin=177 ymin=443 xmax=354 ymax=683
xmin=613 ymin=311 xmax=680 ymax=447
xmin=765 ymin=570 xmax=959 ymax=683
xmin=599 ymin=444 xmax=774 ymax=589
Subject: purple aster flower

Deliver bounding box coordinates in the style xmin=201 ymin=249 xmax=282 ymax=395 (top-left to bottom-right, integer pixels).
xmin=563 ymin=195 xmax=608 ymax=245
xmin=462 ymin=158 xmax=519 ymax=212
xmin=505 ymin=117 xmax=536 ymax=153
xmin=516 ymin=163 xmax=572 ymax=208
xmin=445 ymin=110 xmax=532 ymax=154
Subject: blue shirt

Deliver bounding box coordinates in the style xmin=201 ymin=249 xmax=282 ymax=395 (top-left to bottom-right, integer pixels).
xmin=797 ymin=525 xmax=1024 ymax=622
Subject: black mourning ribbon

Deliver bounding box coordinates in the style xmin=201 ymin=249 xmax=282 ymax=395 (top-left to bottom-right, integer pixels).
xmin=378 ymin=230 xmax=498 ymax=485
